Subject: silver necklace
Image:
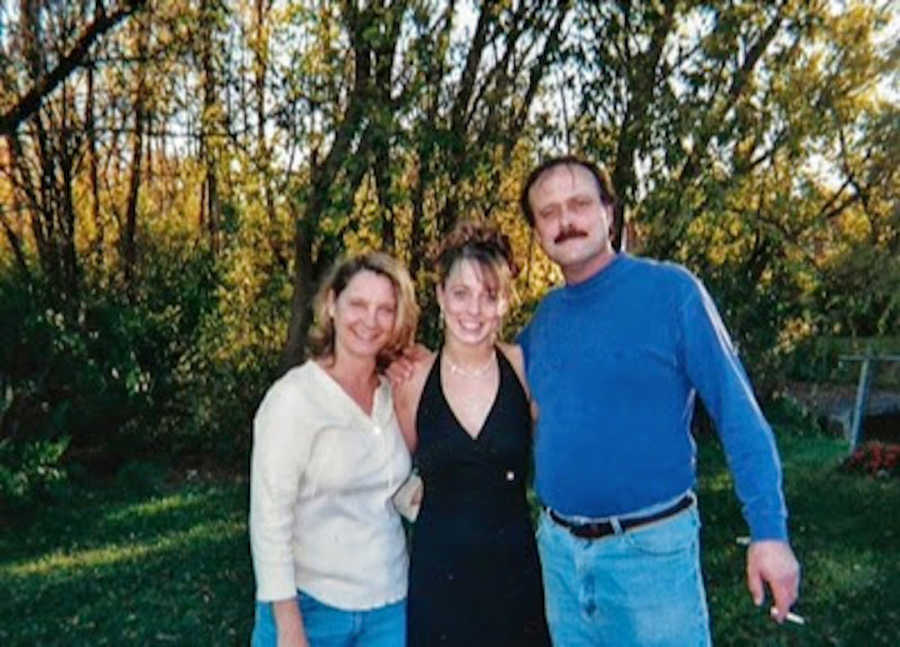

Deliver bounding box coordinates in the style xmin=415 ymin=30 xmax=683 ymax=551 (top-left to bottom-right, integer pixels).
xmin=443 ymin=352 xmax=495 ymax=378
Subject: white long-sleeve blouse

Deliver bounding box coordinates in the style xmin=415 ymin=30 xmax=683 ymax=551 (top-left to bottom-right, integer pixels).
xmin=249 ymin=360 xmax=411 ymax=609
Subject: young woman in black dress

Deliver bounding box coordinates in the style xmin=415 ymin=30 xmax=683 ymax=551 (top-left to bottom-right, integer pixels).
xmin=393 ymin=222 xmax=550 ymax=646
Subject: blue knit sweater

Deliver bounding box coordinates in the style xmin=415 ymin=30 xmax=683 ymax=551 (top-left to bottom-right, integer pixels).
xmin=518 ymin=254 xmax=787 ymax=541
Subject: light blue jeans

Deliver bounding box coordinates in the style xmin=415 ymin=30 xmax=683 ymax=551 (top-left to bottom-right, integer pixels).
xmin=537 ymin=498 xmax=711 ymax=646
xmin=251 ymin=591 xmax=406 ymax=647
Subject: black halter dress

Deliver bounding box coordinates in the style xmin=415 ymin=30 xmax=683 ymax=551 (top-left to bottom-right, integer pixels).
xmin=406 ymin=348 xmax=550 ymax=646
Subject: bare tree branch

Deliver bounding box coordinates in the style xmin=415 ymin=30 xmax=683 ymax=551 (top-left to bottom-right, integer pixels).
xmin=0 ymin=0 xmax=146 ymax=136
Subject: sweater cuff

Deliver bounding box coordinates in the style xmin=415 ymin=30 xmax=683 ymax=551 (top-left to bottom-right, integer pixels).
xmin=254 ymin=561 xmax=298 ymax=602
xmin=748 ymin=513 xmax=789 ymax=543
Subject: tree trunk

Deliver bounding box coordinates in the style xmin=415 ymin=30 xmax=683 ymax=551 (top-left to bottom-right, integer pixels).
xmin=0 ymin=205 xmax=31 ymax=280
xmin=279 ymin=214 xmax=316 ymax=374
xmin=123 ymin=48 xmax=146 ymax=292
xmin=60 ymin=81 xmax=80 ymax=298
xmin=86 ymin=63 xmax=104 ymax=269
xmin=201 ymin=6 xmax=221 ymax=254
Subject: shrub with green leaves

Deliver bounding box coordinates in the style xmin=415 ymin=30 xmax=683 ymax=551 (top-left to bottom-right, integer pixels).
xmin=0 ymin=436 xmax=69 ymax=510
xmin=0 ymin=247 xmax=222 ymax=489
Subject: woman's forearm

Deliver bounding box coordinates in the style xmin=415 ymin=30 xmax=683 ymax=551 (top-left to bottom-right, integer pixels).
xmin=272 ymin=598 xmax=308 ymax=647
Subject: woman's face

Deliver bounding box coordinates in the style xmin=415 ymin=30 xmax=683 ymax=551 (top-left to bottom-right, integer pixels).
xmin=437 ymin=258 xmax=507 ymax=347
xmin=329 ymin=269 xmax=397 ymax=361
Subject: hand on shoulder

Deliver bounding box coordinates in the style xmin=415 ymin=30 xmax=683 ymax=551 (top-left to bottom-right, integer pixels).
xmin=386 ymin=343 xmax=432 ymax=386
xmin=498 ymin=342 xmax=529 ymax=400
xmin=391 ymin=346 xmax=436 ymax=452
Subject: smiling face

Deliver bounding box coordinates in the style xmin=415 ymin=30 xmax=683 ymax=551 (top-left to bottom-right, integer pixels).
xmin=528 ymin=163 xmax=616 ymax=284
xmin=437 ymin=258 xmax=507 ymax=348
xmin=328 ymin=269 xmax=398 ymax=362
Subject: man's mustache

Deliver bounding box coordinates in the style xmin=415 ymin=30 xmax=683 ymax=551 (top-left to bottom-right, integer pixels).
xmin=554 ymin=228 xmax=588 ymax=244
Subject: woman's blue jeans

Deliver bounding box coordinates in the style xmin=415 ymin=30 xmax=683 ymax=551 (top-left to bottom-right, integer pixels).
xmin=537 ymin=500 xmax=711 ymax=646
xmin=251 ymin=591 xmax=405 ymax=647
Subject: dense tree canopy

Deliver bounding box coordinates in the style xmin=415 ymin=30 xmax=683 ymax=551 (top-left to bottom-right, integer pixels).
xmin=0 ymin=0 xmax=896 ymax=490
xmin=562 ymin=0 xmax=898 ymax=391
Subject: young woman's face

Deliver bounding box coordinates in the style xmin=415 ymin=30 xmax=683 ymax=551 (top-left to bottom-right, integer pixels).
xmin=437 ymin=258 xmax=507 ymax=347
xmin=329 ymin=269 xmax=397 ymax=361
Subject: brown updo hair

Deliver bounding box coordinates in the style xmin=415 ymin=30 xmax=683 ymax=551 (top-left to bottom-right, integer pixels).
xmin=434 ymin=221 xmax=519 ymax=299
xmin=307 ymin=252 xmax=419 ymax=364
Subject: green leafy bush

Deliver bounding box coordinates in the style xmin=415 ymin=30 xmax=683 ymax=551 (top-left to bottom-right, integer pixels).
xmin=764 ymin=393 xmax=824 ymax=437
xmin=114 ymin=459 xmax=168 ymax=496
xmin=0 ymin=436 xmax=69 ymax=510
xmin=0 ymin=230 xmax=286 ymax=491
xmin=0 ymin=246 xmax=222 ymax=486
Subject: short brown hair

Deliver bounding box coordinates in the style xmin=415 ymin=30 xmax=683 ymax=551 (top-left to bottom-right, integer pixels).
xmin=519 ymin=155 xmax=619 ymax=227
xmin=307 ymin=252 xmax=419 ymax=364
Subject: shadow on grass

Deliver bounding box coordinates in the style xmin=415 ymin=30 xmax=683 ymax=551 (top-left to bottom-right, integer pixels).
xmin=0 ymin=482 xmax=255 ymax=646
xmin=0 ymin=482 xmax=249 ymax=563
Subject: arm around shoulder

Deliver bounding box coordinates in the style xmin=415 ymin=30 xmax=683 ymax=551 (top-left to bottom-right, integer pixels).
xmin=498 ymin=342 xmax=530 ymax=401
xmin=392 ymin=352 xmax=435 ymax=453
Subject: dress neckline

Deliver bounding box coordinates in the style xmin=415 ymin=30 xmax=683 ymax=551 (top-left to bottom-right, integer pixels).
xmin=435 ymin=347 xmax=505 ymax=442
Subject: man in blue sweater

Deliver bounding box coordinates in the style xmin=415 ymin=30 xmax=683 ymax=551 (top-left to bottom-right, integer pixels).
xmin=517 ymin=156 xmax=800 ymax=646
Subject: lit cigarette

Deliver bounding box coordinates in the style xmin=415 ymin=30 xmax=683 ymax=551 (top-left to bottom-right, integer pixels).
xmin=770 ymin=606 xmax=805 ymax=625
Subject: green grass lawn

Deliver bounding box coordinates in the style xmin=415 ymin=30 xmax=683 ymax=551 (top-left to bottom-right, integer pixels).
xmin=698 ymin=432 xmax=899 ymax=646
xmin=1 ymin=432 xmax=898 ymax=646
xmin=0 ymin=480 xmax=254 ymax=645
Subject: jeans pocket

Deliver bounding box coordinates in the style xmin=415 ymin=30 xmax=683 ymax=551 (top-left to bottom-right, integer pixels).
xmin=623 ymin=508 xmax=698 ymax=556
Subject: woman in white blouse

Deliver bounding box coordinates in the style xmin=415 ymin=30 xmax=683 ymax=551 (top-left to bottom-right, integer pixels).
xmin=250 ymin=252 xmax=419 ymax=647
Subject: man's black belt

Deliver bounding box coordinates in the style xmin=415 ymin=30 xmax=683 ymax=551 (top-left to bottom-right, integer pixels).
xmin=547 ymin=494 xmax=694 ymax=540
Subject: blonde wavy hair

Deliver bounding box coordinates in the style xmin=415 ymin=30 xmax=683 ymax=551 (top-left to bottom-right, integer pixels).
xmin=307 ymin=252 xmax=419 ymax=365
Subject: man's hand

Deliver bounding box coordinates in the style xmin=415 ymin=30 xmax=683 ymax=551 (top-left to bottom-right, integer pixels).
xmin=386 ymin=343 xmax=429 ymax=386
xmin=746 ymin=540 xmax=800 ymax=623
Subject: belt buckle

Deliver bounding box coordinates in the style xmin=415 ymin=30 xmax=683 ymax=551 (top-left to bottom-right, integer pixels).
xmin=571 ymin=520 xmax=614 ymax=539
xmin=549 ymin=508 xmax=615 ymax=539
